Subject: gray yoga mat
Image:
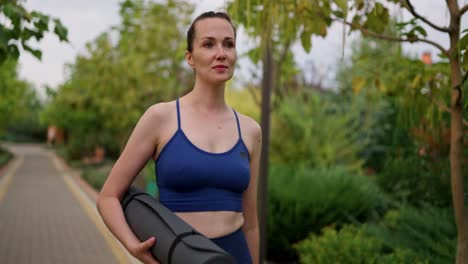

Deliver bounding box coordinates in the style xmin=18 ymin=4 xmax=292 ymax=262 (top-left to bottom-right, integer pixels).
xmin=121 ymin=186 xmax=236 ymax=264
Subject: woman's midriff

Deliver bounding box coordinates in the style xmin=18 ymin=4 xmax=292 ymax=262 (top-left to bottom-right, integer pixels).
xmin=175 ymin=211 xmax=244 ymax=239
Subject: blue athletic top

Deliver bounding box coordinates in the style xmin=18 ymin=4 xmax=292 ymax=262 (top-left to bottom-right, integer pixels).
xmin=155 ymin=99 xmax=251 ymax=212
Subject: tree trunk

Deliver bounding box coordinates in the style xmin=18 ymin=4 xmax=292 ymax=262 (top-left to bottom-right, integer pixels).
xmin=447 ymin=0 xmax=467 ymax=263
xmin=259 ymin=34 xmax=274 ymax=264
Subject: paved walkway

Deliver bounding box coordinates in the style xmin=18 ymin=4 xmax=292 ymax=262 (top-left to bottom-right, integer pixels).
xmin=0 ymin=144 xmax=137 ymax=264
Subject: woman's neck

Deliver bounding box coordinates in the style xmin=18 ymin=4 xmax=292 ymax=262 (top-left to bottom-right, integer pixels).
xmin=186 ymin=79 xmax=228 ymax=113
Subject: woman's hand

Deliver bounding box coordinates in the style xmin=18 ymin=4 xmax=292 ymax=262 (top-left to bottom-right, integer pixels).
xmin=128 ymin=237 xmax=160 ymax=264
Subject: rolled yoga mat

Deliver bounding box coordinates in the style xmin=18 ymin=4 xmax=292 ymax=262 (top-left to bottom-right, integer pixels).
xmin=121 ymin=185 xmax=237 ymax=264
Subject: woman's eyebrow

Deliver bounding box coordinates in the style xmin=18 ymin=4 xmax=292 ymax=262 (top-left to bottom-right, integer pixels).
xmin=200 ymin=36 xmax=234 ymax=41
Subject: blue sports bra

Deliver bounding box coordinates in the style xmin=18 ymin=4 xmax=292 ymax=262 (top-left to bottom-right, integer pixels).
xmin=155 ymin=99 xmax=251 ymax=212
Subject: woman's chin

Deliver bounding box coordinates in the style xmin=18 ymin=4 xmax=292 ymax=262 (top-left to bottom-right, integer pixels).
xmin=206 ymin=75 xmax=234 ymax=84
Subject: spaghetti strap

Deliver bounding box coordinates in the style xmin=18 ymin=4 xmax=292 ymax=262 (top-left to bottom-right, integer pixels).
xmin=176 ymin=99 xmax=181 ymax=129
xmin=232 ymin=109 xmax=242 ymax=139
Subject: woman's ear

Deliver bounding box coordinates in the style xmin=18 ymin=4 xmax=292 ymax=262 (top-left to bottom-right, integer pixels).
xmin=185 ymin=51 xmax=195 ymax=69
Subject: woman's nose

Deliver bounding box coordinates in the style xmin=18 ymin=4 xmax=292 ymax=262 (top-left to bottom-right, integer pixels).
xmin=215 ymin=44 xmax=226 ymax=59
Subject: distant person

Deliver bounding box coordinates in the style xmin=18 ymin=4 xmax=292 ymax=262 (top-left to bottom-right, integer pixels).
xmin=97 ymin=11 xmax=261 ymax=264
xmin=47 ymin=125 xmax=57 ymax=145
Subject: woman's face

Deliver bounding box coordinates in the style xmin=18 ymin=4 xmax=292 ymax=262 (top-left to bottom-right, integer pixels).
xmin=186 ymin=17 xmax=237 ymax=84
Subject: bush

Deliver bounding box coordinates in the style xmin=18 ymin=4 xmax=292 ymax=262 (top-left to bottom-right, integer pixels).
xmin=267 ymin=165 xmax=388 ymax=262
xmin=295 ymin=224 xmax=427 ymax=264
xmin=270 ymin=92 xmax=374 ymax=171
xmin=80 ymin=160 xmax=156 ymax=193
xmin=377 ymin=154 xmax=451 ymax=207
xmin=0 ymin=146 xmax=13 ymax=168
xmin=367 ymin=205 xmax=456 ymax=263
xmin=81 ymin=163 xmax=113 ymax=191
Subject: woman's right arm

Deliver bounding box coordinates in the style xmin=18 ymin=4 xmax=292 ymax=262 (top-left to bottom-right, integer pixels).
xmin=97 ymin=104 xmax=166 ymax=264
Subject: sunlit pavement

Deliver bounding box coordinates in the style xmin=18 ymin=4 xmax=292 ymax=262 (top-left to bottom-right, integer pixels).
xmin=0 ymin=143 xmax=136 ymax=264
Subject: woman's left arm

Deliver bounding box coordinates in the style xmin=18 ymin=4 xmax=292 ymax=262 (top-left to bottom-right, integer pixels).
xmin=242 ymin=119 xmax=262 ymax=264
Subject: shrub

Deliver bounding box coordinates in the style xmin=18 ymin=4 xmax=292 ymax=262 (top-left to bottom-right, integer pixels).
xmin=267 ymin=165 xmax=388 ymax=261
xmin=0 ymin=146 xmax=13 ymax=168
xmin=367 ymin=205 xmax=456 ymax=263
xmin=81 ymin=164 xmax=112 ymax=191
xmin=270 ymin=92 xmax=374 ymax=171
xmin=295 ymin=224 xmax=427 ymax=264
xmin=80 ymin=160 xmax=155 ymax=193
xmin=377 ymin=154 xmax=451 ymax=207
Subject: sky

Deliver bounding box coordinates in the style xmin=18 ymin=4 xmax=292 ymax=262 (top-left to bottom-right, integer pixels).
xmin=17 ymin=0 xmax=468 ymax=97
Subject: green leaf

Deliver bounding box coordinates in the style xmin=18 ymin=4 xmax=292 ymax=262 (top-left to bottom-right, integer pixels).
xmin=437 ymin=53 xmax=448 ymax=59
xmin=334 ymin=0 xmax=347 ymax=11
xmin=364 ymin=3 xmax=389 ymax=33
xmin=331 ymin=9 xmax=345 ymax=19
xmin=22 ymin=44 xmax=42 ymax=60
xmin=22 ymin=28 xmax=43 ymax=41
xmin=7 ymin=44 xmax=19 ymax=60
xmin=53 ymin=19 xmax=68 ymax=42
xmin=33 ymin=13 xmax=50 ymax=32
xmin=413 ymin=26 xmax=427 ymax=37
xmin=0 ymin=27 xmax=9 ymax=49
xmin=301 ymin=29 xmax=312 ymax=53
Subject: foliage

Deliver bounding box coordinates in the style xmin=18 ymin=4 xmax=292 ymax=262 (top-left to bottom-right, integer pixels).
xmin=270 ymin=91 xmax=374 ymax=170
xmin=80 ymin=159 xmax=154 ymax=194
xmin=368 ymin=205 xmax=456 ymax=264
xmin=3 ymin=85 xmax=45 ymax=142
xmin=377 ymin=152 xmax=451 ymax=207
xmin=81 ymin=164 xmax=112 ymax=191
xmin=0 ymin=145 xmax=13 ymax=168
xmin=40 ymin=0 xmax=194 ymax=159
xmin=295 ymin=204 xmax=455 ymax=264
xmin=295 ymin=224 xmax=427 ymax=264
xmin=226 ymin=85 xmax=260 ymax=122
xmin=0 ymin=59 xmax=36 ymax=136
xmin=267 ymin=164 xmax=387 ymax=261
xmin=0 ymin=0 xmax=68 ymax=63
xmin=335 ymin=34 xmax=455 ymax=207
xmin=228 ymin=0 xmax=304 ymax=102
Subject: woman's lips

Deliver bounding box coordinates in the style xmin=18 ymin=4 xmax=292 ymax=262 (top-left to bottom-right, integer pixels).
xmin=212 ymin=65 xmax=228 ymax=72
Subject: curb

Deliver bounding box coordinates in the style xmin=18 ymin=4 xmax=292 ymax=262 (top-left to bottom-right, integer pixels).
xmin=48 ymin=149 xmax=141 ymax=264
xmin=0 ymin=156 xmax=15 ymax=178
xmin=51 ymin=151 xmax=100 ymax=202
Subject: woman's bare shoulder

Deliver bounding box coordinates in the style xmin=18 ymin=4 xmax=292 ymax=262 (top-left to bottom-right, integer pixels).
xmin=143 ymin=100 xmax=176 ymax=123
xmin=236 ymin=112 xmax=261 ymax=144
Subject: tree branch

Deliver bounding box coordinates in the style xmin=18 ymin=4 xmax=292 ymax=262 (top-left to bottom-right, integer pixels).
xmin=400 ymin=0 xmax=450 ymax=32
xmin=340 ymin=19 xmax=449 ymax=56
xmin=460 ymin=4 xmax=468 ymax=15
xmin=305 ymin=7 xmax=449 ymax=56
xmin=431 ymin=98 xmax=468 ymax=127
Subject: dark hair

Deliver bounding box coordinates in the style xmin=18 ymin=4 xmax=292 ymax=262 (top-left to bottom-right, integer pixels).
xmin=187 ymin=11 xmax=237 ymax=52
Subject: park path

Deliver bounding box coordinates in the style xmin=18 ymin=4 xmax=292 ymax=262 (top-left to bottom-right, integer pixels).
xmin=0 ymin=143 xmax=138 ymax=264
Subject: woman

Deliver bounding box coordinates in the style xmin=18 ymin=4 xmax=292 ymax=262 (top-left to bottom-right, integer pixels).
xmin=97 ymin=11 xmax=261 ymax=264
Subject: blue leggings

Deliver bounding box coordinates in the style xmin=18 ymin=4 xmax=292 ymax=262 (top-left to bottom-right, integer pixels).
xmin=210 ymin=228 xmax=252 ymax=264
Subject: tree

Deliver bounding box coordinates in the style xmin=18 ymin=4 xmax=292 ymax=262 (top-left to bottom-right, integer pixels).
xmin=322 ymin=1 xmax=467 ymax=262
xmin=0 ymin=0 xmax=68 ymax=63
xmin=227 ymin=1 xmax=344 ymax=261
xmin=270 ymin=0 xmax=468 ymax=262
xmin=230 ymin=0 xmax=466 ymax=262
xmin=41 ymin=0 xmax=194 ymax=158
xmin=0 ymin=59 xmax=31 ymax=135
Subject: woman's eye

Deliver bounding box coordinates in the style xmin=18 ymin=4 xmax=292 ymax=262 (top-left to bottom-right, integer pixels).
xmin=224 ymin=42 xmax=235 ymax=48
xmin=203 ymin=42 xmax=214 ymax=48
